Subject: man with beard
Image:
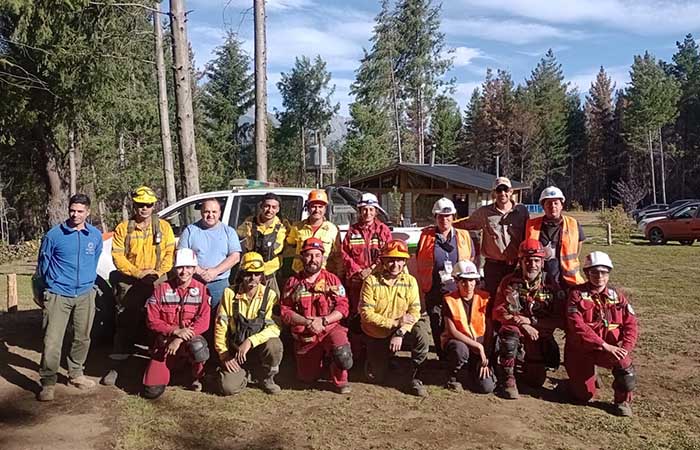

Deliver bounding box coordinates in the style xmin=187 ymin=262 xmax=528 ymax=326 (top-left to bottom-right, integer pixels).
xmin=525 ymin=186 xmax=585 ymax=290
xmin=566 ymin=251 xmax=638 ymax=417
xmin=360 ymin=240 xmax=430 ymax=397
xmin=103 ymin=186 xmax=175 ymax=386
xmin=142 ymin=248 xmax=210 ymax=399
xmin=493 ymin=239 xmax=563 ymax=399
xmin=237 ymin=193 xmax=288 ymax=294
xmin=286 ymin=190 xmax=341 ymax=275
xmin=215 ymin=252 xmax=283 ymax=395
xmin=280 ymin=238 xmax=352 ymax=394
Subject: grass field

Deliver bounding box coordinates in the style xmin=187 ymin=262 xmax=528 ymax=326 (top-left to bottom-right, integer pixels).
xmin=2 ymin=212 xmax=699 ymax=450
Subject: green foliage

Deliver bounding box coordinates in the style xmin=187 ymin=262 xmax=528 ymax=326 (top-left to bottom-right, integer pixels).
xmin=429 ymin=95 xmax=461 ymax=162
xmin=597 ymin=205 xmax=636 ymax=243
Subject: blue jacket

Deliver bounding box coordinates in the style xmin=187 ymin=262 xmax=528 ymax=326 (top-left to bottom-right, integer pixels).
xmin=38 ymin=222 xmax=103 ymax=297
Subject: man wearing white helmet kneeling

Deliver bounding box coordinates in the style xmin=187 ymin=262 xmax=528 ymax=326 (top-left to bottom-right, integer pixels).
xmin=441 ymin=260 xmax=496 ymax=394
xmin=565 ymin=251 xmax=638 ymax=417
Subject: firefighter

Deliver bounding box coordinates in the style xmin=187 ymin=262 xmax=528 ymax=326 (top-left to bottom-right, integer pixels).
xmin=215 ymin=252 xmax=283 ymax=396
xmin=280 ymin=237 xmax=352 ymax=394
xmin=286 ymin=190 xmax=341 ymax=275
xmin=565 ymin=251 xmax=638 ymax=417
xmin=416 ymin=197 xmax=475 ymax=360
xmin=102 ymin=186 xmax=176 ymax=386
xmin=341 ymin=192 xmax=392 ymax=359
xmin=493 ymin=239 xmax=563 ymax=399
xmin=142 ymin=248 xmax=210 ymax=399
xmin=441 ymin=260 xmax=496 ymax=394
xmin=237 ymin=192 xmax=288 ymax=294
xmin=360 ymin=240 xmax=430 ymax=397
xmin=525 ymin=186 xmax=585 ymax=290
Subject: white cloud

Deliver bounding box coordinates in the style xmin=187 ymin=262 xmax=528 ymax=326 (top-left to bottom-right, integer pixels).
xmin=453 ymin=0 xmax=700 ymax=34
xmin=450 ymin=47 xmax=484 ymax=67
xmin=443 ymin=17 xmax=585 ymax=45
xmin=454 ymin=81 xmax=483 ymax=103
xmin=567 ymin=65 xmax=630 ymax=95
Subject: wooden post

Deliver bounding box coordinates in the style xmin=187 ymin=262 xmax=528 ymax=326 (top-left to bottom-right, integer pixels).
xmin=7 ymin=273 xmax=17 ymax=313
xmin=254 ymin=0 xmax=268 ymax=182
xmin=606 ymin=223 xmax=612 ymax=246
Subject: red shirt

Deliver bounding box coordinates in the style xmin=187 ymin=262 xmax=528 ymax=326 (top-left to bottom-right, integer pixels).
xmin=146 ymin=278 xmax=211 ymax=337
xmin=567 ymin=284 xmax=638 ymax=352
xmin=493 ymin=272 xmax=563 ymax=330
xmin=280 ymin=269 xmax=349 ymax=340
xmin=341 ymin=219 xmax=392 ymax=281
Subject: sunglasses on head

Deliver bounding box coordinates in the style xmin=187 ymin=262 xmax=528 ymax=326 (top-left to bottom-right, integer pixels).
xmin=135 ymin=202 xmax=154 ymax=209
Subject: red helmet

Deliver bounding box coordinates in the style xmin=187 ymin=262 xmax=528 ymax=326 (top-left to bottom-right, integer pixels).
xmin=518 ymin=239 xmax=545 ymax=258
xmin=301 ymin=237 xmax=325 ymax=254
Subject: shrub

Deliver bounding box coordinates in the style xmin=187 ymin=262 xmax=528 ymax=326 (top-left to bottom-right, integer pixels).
xmin=0 ymin=240 xmax=40 ymax=266
xmin=597 ymin=205 xmax=636 ymax=243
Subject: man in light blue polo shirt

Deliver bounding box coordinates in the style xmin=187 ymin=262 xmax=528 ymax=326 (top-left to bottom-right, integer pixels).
xmin=36 ymin=194 xmax=103 ymax=401
xmin=178 ymin=198 xmax=241 ymax=312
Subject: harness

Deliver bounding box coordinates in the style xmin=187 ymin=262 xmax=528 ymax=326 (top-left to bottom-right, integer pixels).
xmin=175 ymin=285 xmax=205 ymax=328
xmin=230 ymin=285 xmax=272 ymax=347
xmin=506 ymin=272 xmax=554 ymax=320
xmin=252 ymin=220 xmax=282 ymax=262
xmin=124 ymin=218 xmax=162 ymax=269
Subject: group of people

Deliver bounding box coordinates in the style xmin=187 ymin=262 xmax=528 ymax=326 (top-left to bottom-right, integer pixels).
xmin=34 ymin=178 xmax=639 ymax=417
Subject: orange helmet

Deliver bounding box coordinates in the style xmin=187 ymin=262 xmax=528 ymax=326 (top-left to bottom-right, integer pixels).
xmin=518 ymin=239 xmax=546 ymax=258
xmin=381 ymin=240 xmax=410 ymax=259
xmin=307 ymin=189 xmax=328 ymax=205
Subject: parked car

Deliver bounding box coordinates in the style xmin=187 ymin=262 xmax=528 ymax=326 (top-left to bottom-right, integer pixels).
xmin=644 ymin=202 xmax=700 ymax=245
xmin=638 ymin=199 xmax=699 ymax=222
xmin=632 ymin=203 xmax=667 ymax=222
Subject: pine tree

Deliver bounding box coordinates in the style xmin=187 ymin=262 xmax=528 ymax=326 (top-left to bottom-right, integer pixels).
xmin=429 ymin=95 xmax=462 ymax=163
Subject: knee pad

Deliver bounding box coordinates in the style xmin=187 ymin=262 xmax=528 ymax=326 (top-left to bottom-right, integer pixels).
xmin=333 ymin=344 xmax=354 ymax=371
xmin=143 ymin=384 xmax=165 ymax=399
xmin=612 ymin=365 xmax=636 ymax=392
xmin=541 ymin=335 xmax=561 ymax=370
xmin=499 ymin=332 xmax=520 ymax=360
xmin=188 ymin=335 xmax=210 ymax=363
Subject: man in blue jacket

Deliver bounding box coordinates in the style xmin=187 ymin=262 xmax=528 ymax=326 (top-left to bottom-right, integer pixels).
xmin=36 ymin=194 xmax=103 ymax=401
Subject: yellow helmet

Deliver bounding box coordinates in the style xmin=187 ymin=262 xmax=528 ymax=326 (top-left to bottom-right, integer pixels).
xmin=131 ymin=186 xmax=157 ymax=204
xmin=240 ymin=252 xmax=265 ymax=273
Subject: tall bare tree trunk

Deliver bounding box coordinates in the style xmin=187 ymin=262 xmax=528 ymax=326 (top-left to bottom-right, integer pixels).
xmin=69 ymin=129 xmax=77 ymax=196
xmin=299 ymin=126 xmax=306 ymax=186
xmin=254 ymin=0 xmax=268 ymax=181
xmin=658 ymin=127 xmax=666 ymax=204
xmin=154 ymin=2 xmax=177 ymax=206
xmin=389 ymin=62 xmax=402 ymax=163
xmin=170 ymin=0 xmax=200 ymax=197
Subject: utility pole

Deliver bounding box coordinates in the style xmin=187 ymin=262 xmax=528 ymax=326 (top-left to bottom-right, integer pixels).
xmin=169 ymin=0 xmax=200 ymax=197
xmin=154 ymin=2 xmax=177 ymax=206
xmin=254 ymin=0 xmax=268 ymax=181
xmin=648 ymin=129 xmax=656 ymax=203
xmin=658 ymin=127 xmax=667 ymax=204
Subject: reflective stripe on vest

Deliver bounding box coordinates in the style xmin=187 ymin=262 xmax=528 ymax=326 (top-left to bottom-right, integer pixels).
xmin=416 ymin=227 xmax=473 ymax=293
xmin=525 ymin=215 xmax=584 ymax=285
xmin=442 ymin=290 xmax=488 ymax=341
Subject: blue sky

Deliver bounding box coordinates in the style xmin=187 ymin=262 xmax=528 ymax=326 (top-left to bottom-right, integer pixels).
xmin=185 ymin=0 xmax=700 ymax=116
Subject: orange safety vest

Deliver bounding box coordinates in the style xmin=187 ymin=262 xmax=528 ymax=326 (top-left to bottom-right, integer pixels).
xmin=440 ymin=289 xmax=489 ymax=346
xmin=525 ymin=215 xmax=584 ymax=285
xmin=416 ymin=227 xmax=473 ymax=293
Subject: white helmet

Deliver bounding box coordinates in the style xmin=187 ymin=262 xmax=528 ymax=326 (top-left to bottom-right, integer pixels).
xmin=174 ymin=248 xmax=198 ymax=268
xmin=452 ymin=260 xmax=480 ymax=280
xmin=583 ymin=251 xmax=613 ymax=270
xmin=357 ymin=192 xmax=387 ymax=215
xmin=539 ymin=186 xmax=565 ymax=205
xmin=432 ymin=197 xmax=457 ymax=215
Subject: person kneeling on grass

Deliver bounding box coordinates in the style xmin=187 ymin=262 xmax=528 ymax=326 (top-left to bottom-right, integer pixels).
xmin=142 ymin=248 xmax=211 ymax=399
xmin=565 ymin=251 xmax=638 ymax=417
xmin=214 ymin=252 xmax=283 ymax=396
xmin=441 ymin=260 xmax=496 ymax=394
xmin=360 ymin=240 xmax=430 ymax=397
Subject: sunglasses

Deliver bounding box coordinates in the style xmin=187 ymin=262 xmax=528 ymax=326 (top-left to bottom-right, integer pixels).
xmin=495 ymin=186 xmax=510 ymax=193
xmin=135 ymin=202 xmax=154 ymax=209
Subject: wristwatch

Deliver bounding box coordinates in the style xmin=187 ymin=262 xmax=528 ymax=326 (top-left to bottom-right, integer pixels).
xmin=394 ymin=329 xmax=405 ymax=337
xmin=321 ymin=316 xmax=329 ymax=327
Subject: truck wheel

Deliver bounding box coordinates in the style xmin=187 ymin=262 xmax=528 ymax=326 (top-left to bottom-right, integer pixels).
xmin=649 ymin=228 xmax=666 ymax=245
xmin=679 ymin=239 xmax=694 ymax=246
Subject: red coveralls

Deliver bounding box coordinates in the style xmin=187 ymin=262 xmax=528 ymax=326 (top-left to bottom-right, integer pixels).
xmin=143 ymin=279 xmax=211 ymax=388
xmin=565 ymin=284 xmax=638 ymax=404
xmin=493 ymin=272 xmax=563 ymax=387
xmin=280 ymin=270 xmax=350 ymax=388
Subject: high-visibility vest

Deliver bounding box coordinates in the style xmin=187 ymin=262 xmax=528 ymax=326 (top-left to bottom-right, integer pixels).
xmin=416 ymin=227 xmax=473 ymax=293
xmin=441 ymin=289 xmax=489 ymax=346
xmin=525 ymin=215 xmax=584 ymax=285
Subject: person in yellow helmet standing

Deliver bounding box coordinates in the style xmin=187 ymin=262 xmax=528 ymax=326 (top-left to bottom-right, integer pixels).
xmin=101 ymin=186 xmax=176 ymax=386
xmin=286 ymin=189 xmax=341 ymax=275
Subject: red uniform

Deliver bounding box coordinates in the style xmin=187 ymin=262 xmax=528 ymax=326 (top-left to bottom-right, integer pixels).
xmin=493 ymin=271 xmax=563 ymax=387
xmin=143 ymin=279 xmax=210 ymax=388
xmin=280 ymin=269 xmax=351 ymax=388
xmin=341 ymin=220 xmax=392 ymax=313
xmin=566 ymin=284 xmax=638 ymax=403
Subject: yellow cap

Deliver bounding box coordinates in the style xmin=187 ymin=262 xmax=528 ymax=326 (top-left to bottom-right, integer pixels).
xmin=132 ymin=186 xmax=157 ymax=204
xmin=240 ymin=252 xmax=265 ymax=273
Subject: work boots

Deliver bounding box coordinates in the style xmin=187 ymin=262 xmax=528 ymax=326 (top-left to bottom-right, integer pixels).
xmin=260 ymin=366 xmax=281 ymax=395
xmin=446 ymin=375 xmax=464 ymax=392
xmin=38 ymin=385 xmax=55 ymax=402
xmin=614 ymin=402 xmax=633 ymax=417
xmin=409 ymin=367 xmax=428 ymax=397
xmin=501 ymin=367 xmax=520 ymax=400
